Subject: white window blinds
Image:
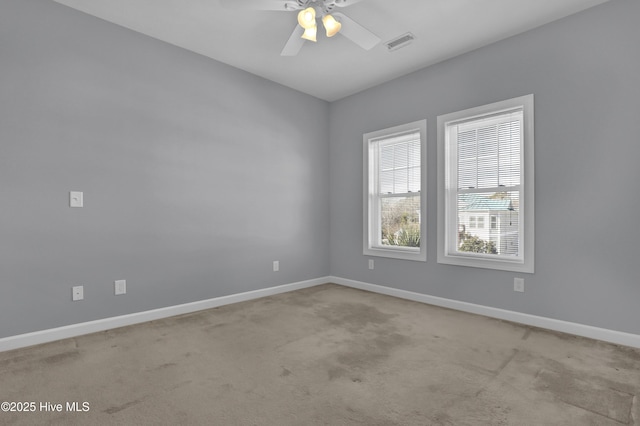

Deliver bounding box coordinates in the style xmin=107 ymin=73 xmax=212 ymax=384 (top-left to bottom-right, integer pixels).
xmin=456 ymin=112 xmax=522 ymax=190
xmin=378 ymin=132 xmax=421 ymax=195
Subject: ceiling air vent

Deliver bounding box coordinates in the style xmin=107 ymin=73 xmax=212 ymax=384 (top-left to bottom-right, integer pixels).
xmin=385 ymin=33 xmax=415 ymax=52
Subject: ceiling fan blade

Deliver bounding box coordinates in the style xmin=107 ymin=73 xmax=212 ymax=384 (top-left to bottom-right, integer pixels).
xmin=281 ymin=25 xmax=306 ymax=56
xmin=332 ymin=12 xmax=380 ymax=50
xmin=218 ymin=0 xmax=301 ymax=11
xmin=333 ymin=0 xmax=367 ymax=7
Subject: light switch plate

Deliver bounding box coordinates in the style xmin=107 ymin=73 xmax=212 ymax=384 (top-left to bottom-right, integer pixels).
xmin=70 ymin=191 xmax=84 ymax=208
xmin=115 ymin=280 xmax=126 ymax=295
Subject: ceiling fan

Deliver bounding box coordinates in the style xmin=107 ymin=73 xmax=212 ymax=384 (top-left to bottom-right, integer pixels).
xmin=220 ymin=0 xmax=381 ymax=56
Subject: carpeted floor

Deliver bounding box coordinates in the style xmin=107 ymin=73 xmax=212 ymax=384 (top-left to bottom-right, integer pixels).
xmin=1 ymin=283 xmax=639 ymax=425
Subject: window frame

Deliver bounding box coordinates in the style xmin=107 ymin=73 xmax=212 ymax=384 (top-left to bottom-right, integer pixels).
xmin=437 ymin=95 xmax=534 ymax=273
xmin=363 ymin=119 xmax=427 ymax=261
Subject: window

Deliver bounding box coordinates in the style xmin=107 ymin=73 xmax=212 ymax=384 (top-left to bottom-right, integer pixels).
xmin=490 ymin=215 xmax=498 ymax=230
xmin=437 ymin=95 xmax=534 ymax=272
xmin=364 ymin=120 xmax=427 ymax=261
xmin=477 ymin=216 xmax=485 ymax=229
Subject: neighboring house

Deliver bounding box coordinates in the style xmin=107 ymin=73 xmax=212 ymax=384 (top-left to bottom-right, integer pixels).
xmin=458 ymin=194 xmax=519 ymax=256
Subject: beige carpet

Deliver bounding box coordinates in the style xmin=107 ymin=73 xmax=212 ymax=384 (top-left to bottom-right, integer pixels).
xmin=1 ymin=283 xmax=639 ymax=425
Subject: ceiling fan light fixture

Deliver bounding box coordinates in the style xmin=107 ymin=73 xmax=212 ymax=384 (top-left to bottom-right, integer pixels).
xmin=297 ymin=7 xmax=316 ymax=29
xmin=322 ymin=14 xmax=341 ymax=37
xmin=301 ymin=24 xmax=317 ymax=42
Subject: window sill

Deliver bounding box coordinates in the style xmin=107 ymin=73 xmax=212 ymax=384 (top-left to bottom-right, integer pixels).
xmin=364 ymin=246 xmax=426 ymax=262
xmin=437 ymin=252 xmax=533 ymax=273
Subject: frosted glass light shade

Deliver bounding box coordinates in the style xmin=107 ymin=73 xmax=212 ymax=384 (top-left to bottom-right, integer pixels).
xmin=302 ymin=25 xmax=317 ymax=42
xmin=297 ymin=7 xmax=316 ymax=29
xmin=322 ymin=14 xmax=341 ymax=37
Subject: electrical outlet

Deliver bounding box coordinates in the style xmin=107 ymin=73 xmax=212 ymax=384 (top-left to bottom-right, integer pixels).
xmin=69 ymin=191 xmax=84 ymax=208
xmin=72 ymin=285 xmax=84 ymax=301
xmin=514 ymin=277 xmax=525 ymax=293
xmin=115 ymin=279 xmax=126 ymax=295
xmin=368 ymin=259 xmax=374 ymax=270
xmin=273 ymin=261 xmax=279 ymax=272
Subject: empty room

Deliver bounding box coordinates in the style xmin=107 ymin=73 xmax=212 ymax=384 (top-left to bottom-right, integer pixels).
xmin=1 ymin=0 xmax=639 ymax=424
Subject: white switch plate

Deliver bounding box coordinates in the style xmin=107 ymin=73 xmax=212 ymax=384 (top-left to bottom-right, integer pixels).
xmin=273 ymin=261 xmax=279 ymax=272
xmin=368 ymin=259 xmax=374 ymax=270
xmin=72 ymin=285 xmax=84 ymax=301
xmin=514 ymin=277 xmax=525 ymax=293
xmin=115 ymin=280 xmax=126 ymax=295
xmin=70 ymin=191 xmax=84 ymax=208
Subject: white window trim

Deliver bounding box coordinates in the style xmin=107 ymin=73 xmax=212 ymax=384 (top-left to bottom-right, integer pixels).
xmin=437 ymin=95 xmax=534 ymax=273
xmin=363 ymin=119 xmax=427 ymax=261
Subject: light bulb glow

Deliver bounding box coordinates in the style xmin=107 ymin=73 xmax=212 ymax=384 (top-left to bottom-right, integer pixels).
xmin=322 ymin=14 xmax=341 ymax=37
xmin=301 ymin=25 xmax=317 ymax=42
xmin=297 ymin=7 xmax=316 ymax=29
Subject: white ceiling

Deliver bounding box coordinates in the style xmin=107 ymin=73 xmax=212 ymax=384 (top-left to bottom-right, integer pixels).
xmin=52 ymin=0 xmax=611 ymax=102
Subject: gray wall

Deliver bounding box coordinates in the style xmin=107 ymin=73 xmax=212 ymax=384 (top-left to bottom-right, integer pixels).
xmin=2 ymin=0 xmax=639 ymax=340
xmin=0 ymin=0 xmax=330 ymax=338
xmin=329 ymin=0 xmax=640 ymax=335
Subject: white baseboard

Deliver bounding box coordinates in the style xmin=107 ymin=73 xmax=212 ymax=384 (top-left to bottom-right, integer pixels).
xmin=0 ymin=277 xmax=329 ymax=353
xmin=330 ymin=276 xmax=640 ymax=349
xmin=3 ymin=276 xmax=639 ymax=352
